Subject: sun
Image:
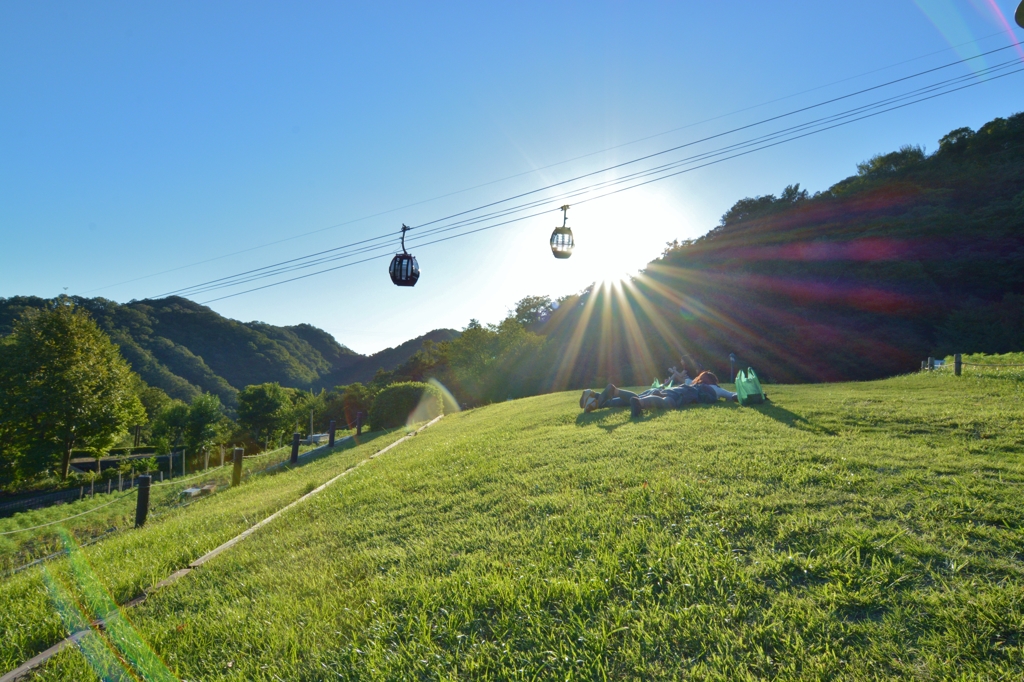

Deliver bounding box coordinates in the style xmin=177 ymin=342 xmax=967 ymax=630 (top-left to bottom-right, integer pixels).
xmin=568 ymin=189 xmax=685 ymax=286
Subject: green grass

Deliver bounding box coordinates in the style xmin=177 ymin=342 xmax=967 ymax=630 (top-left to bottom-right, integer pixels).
xmin=7 ymin=368 xmax=1024 ymax=680
xmin=0 ymin=440 xmax=335 ymax=575
xmin=0 ymin=428 xmax=409 ymax=674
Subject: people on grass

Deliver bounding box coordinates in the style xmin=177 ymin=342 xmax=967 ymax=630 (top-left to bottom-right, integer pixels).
xmin=579 ymin=370 xmax=737 ymax=418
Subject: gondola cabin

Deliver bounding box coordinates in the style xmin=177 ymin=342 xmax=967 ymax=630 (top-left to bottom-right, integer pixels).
xmin=389 ymin=224 xmax=420 ymax=287
xmin=550 ymin=205 xmax=574 ymax=259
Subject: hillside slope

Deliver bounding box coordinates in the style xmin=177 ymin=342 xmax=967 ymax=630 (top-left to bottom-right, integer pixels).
xmin=533 ymin=112 xmax=1024 ymax=385
xmin=0 ymin=296 xmax=458 ymax=408
xmin=3 ymin=368 xmax=1022 ymax=679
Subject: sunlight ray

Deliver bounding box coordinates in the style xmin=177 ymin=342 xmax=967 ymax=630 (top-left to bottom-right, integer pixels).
xmin=551 ymin=285 xmax=602 ymax=390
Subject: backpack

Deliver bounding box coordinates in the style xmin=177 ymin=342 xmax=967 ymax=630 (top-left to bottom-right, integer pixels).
xmin=735 ymin=368 xmax=766 ymax=406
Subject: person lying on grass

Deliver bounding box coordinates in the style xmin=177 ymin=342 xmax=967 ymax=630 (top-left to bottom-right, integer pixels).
xmin=663 ymin=363 xmax=692 ymax=387
xmin=580 ymin=371 xmax=737 ymax=416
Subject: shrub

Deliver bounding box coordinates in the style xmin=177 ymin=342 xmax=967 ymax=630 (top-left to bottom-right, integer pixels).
xmin=368 ymin=382 xmax=443 ymax=430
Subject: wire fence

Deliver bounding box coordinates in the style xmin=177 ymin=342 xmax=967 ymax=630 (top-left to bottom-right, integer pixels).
xmin=0 ymin=436 xmax=354 ymax=576
xmin=920 ymin=353 xmax=1024 ymax=376
xmin=0 ymin=437 xmax=335 ymax=519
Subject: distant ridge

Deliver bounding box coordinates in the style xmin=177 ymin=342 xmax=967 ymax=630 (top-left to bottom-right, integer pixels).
xmin=0 ymin=295 xmax=458 ymax=408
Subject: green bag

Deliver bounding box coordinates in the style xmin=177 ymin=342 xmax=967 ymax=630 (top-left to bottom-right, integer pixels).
xmin=735 ymin=367 xmax=766 ymax=406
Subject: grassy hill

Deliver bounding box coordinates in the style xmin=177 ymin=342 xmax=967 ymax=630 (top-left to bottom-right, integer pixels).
xmin=1 ymin=365 xmax=1022 ymax=679
xmin=0 ymin=295 xmax=459 ymax=409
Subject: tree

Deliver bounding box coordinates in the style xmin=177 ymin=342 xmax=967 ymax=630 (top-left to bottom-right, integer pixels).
xmin=0 ymin=298 xmax=145 ymax=480
xmin=335 ymin=383 xmax=376 ymax=427
xmin=0 ymin=337 xmax=21 ymax=483
xmin=286 ymin=389 xmax=326 ymax=436
xmin=512 ymin=295 xmax=554 ymax=327
xmin=183 ymin=393 xmax=226 ymax=458
xmin=855 ymin=145 xmax=926 ymax=177
xmin=151 ymin=401 xmax=189 ymax=454
xmin=237 ymin=383 xmax=290 ymax=449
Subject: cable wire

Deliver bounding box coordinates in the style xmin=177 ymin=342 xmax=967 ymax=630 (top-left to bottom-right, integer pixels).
xmin=183 ymin=58 xmax=1024 ymax=300
xmin=132 ymin=44 xmax=1022 ymax=302
xmin=185 ymin=42 xmax=1014 ymax=296
xmin=199 ymin=62 xmax=1024 ymax=303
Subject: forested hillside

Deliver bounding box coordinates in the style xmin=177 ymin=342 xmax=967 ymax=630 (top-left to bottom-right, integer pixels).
xmin=377 ymin=111 xmax=1024 ymax=397
xmin=3 ymin=113 xmax=1020 ymax=404
xmin=536 ymin=112 xmax=1024 ymax=384
xmin=0 ymin=296 xmax=458 ymax=408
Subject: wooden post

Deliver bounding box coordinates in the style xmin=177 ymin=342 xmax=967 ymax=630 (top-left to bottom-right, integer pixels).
xmin=168 ymin=451 xmax=173 ymax=480
xmin=356 ymin=412 xmax=364 ymax=436
xmin=135 ymin=475 xmax=151 ymax=528
xmin=159 ymin=471 xmax=163 ymax=482
xmin=220 ymin=444 xmax=225 ymax=467
xmin=232 ymin=447 xmax=244 ymax=487
xmin=107 ymin=479 xmax=111 ymax=494
xmin=204 ymin=448 xmax=209 ymax=471
xmin=328 ymin=420 xmax=336 ymax=447
xmin=90 ymin=479 xmax=94 ymax=497
xmin=955 ymin=353 xmax=962 ymax=377
xmin=118 ymin=472 xmax=122 ymax=492
xmin=181 ymin=448 xmax=186 ymax=477
xmin=927 ymin=356 xmax=934 ymax=371
xmin=290 ymin=432 xmax=300 ymax=465
xmin=79 ymin=486 xmax=83 ymax=500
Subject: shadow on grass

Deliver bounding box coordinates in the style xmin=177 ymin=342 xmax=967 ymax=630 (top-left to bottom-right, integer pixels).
xmin=264 ymin=429 xmax=395 ymax=476
xmin=575 ymin=409 xmax=632 ymax=432
xmin=749 ymin=402 xmax=834 ymax=434
xmin=575 ymin=401 xmax=740 ymax=431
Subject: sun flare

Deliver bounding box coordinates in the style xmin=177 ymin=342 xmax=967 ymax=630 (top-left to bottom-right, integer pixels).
xmin=568 ymin=189 xmax=686 ymax=287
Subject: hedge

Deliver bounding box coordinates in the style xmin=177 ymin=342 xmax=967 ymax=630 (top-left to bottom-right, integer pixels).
xmin=368 ymin=381 xmax=444 ymax=430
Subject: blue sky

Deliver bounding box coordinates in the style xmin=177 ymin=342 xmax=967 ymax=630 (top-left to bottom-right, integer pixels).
xmin=2 ymin=1 xmax=1022 ymax=354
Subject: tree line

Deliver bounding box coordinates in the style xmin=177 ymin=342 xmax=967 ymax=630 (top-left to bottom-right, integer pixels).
xmin=3 ymin=112 xmax=1021 ymax=490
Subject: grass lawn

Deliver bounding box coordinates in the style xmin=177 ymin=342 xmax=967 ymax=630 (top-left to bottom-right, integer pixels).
xmin=8 ymin=368 xmax=1024 ymax=680
xmin=0 ymin=439 xmax=338 ymax=576
xmin=0 ymin=429 xmax=408 ymax=675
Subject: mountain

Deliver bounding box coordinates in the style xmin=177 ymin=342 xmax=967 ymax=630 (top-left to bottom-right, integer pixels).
xmin=528 ymin=111 xmax=1024 ymax=385
xmin=0 ymin=295 xmax=459 ymax=408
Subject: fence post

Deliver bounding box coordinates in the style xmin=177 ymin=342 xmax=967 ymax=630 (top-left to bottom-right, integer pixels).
xmin=135 ymin=475 xmax=151 ymax=528
xmin=182 ymin=448 xmax=186 ymax=477
xmin=204 ymin=448 xmax=209 ymax=471
xmin=220 ymin=444 xmax=225 ymax=467
xmin=927 ymin=356 xmax=934 ymax=371
xmin=168 ymin=452 xmax=173 ymax=480
xmin=955 ymin=353 xmax=962 ymax=377
xmin=118 ymin=472 xmax=122 ymax=492
xmin=291 ymin=432 xmax=300 ymax=465
xmin=232 ymin=447 xmax=243 ymax=487
xmin=328 ymin=420 xmax=336 ymax=447
xmin=79 ymin=486 xmax=83 ymax=500
xmin=356 ymin=412 xmax=364 ymax=436
xmin=107 ymin=479 xmax=111 ymax=494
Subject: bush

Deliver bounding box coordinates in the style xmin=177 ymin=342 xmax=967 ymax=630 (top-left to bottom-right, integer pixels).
xmin=368 ymin=382 xmax=443 ymax=430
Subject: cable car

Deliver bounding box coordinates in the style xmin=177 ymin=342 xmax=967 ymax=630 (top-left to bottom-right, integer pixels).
xmin=1016 ymin=1 xmax=1023 ymax=28
xmin=389 ymin=224 xmax=420 ymax=287
xmin=550 ymin=205 xmax=574 ymax=259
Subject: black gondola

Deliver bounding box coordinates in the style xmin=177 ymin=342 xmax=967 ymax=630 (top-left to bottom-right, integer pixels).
xmin=389 ymin=224 xmax=420 ymax=287
xmin=1016 ymin=1 xmax=1023 ymax=29
xmin=550 ymin=204 xmax=574 ymax=259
